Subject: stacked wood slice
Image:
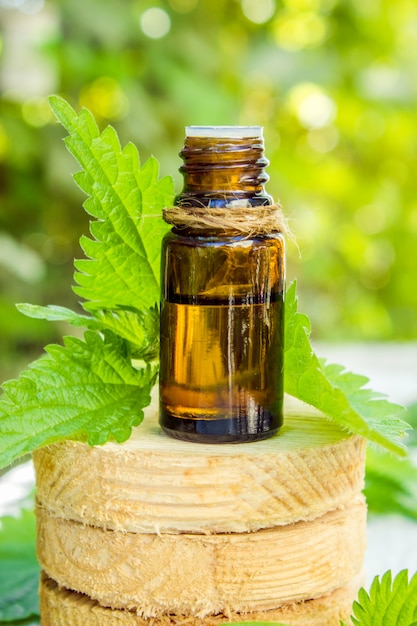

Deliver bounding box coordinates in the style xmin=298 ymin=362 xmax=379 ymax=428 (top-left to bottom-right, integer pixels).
xmin=34 ymin=396 xmax=367 ymax=626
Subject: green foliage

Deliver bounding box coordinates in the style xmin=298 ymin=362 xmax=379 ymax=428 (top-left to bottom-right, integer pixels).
xmin=0 ymin=98 xmax=410 ymax=470
xmin=365 ymin=448 xmax=417 ymax=520
xmin=343 ymin=570 xmax=417 ymax=626
xmin=0 ymin=510 xmax=39 ymax=622
xmin=0 ymin=331 xmax=156 ymax=468
xmin=405 ymin=402 xmax=417 ymax=447
xmin=364 ymin=401 xmax=417 ymax=519
xmin=48 ymin=95 xmax=173 ymax=311
xmin=0 ymin=98 xmax=172 ymax=469
xmin=0 ymin=616 xmax=40 ymax=626
xmin=17 ymin=303 xmax=160 ymax=362
xmin=0 ymin=620 xmax=38 ymax=626
xmin=284 ymin=282 xmax=409 ymax=456
xmin=1 ymin=0 xmax=417 ymax=360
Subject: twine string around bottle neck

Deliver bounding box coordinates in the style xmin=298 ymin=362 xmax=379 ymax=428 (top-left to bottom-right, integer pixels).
xmin=162 ymin=202 xmax=290 ymax=237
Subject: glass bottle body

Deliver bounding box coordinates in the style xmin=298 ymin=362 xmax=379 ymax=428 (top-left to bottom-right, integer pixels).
xmin=160 ymin=229 xmax=285 ymax=443
xmin=159 ymin=127 xmax=285 ymax=443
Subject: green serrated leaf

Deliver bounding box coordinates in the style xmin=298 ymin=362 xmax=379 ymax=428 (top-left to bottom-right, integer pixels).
xmin=349 ymin=570 xmax=417 ymax=625
xmin=16 ymin=303 xmax=91 ymax=327
xmin=17 ymin=303 xmax=159 ymax=362
xmin=404 ymin=402 xmax=417 ymax=447
xmin=0 ymin=510 xmax=39 ymax=621
xmin=92 ymin=306 xmax=159 ymax=361
xmin=0 ymin=331 xmax=156 ymax=469
xmin=365 ymin=447 xmax=417 ymax=520
xmin=284 ymin=281 xmax=410 ymax=456
xmin=49 ymin=95 xmax=174 ymax=311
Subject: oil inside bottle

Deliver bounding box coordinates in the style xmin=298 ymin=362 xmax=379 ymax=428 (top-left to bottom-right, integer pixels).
xmin=159 ymin=233 xmax=284 ymax=443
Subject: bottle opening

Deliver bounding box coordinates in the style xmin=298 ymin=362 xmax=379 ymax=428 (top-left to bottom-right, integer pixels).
xmin=185 ymin=125 xmax=263 ymax=139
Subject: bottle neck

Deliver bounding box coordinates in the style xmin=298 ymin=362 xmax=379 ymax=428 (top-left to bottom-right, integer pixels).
xmin=175 ymin=132 xmax=272 ymax=207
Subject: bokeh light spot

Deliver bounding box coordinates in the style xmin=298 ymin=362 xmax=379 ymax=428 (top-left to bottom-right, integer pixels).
xmin=274 ymin=11 xmax=328 ymax=50
xmin=241 ymin=0 xmax=276 ymax=24
xmin=358 ymin=65 xmax=410 ymax=102
xmin=355 ymin=204 xmax=389 ymax=235
xmin=0 ymin=233 xmax=45 ymax=282
xmin=298 ymin=92 xmax=336 ymax=129
xmin=80 ymin=77 xmax=129 ymax=121
xmin=360 ymin=239 xmax=396 ymax=290
xmin=288 ymin=84 xmax=337 ymax=129
xmin=140 ymin=7 xmax=171 ymax=39
xmin=307 ymin=126 xmax=339 ymax=153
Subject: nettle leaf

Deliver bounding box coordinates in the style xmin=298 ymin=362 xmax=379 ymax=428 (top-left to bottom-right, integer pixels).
xmin=405 ymin=401 xmax=417 ymax=447
xmin=49 ymin=95 xmax=174 ymax=311
xmin=16 ymin=303 xmax=91 ymax=327
xmin=284 ymin=281 xmax=409 ymax=456
xmin=0 ymin=510 xmax=39 ymax=621
xmin=17 ymin=303 xmax=159 ymax=362
xmin=0 ymin=331 xmax=156 ymax=469
xmin=343 ymin=570 xmax=417 ymax=626
xmin=92 ymin=306 xmax=159 ymax=361
xmin=365 ymin=447 xmax=417 ymax=520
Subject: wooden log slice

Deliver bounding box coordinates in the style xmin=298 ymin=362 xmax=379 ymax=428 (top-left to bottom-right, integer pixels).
xmin=39 ymin=570 xmax=362 ymax=626
xmin=33 ymin=398 xmax=366 ymax=534
xmin=36 ymin=500 xmax=366 ymax=618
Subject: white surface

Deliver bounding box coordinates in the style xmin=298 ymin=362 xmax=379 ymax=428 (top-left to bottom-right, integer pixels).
xmin=0 ymin=459 xmax=35 ymax=517
xmin=365 ymin=515 xmax=417 ymax=581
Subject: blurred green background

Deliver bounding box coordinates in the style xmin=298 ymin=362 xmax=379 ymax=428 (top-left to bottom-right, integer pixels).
xmin=1 ymin=0 xmax=417 ymax=381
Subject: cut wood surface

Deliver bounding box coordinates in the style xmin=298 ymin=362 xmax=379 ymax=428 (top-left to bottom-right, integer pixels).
xmin=33 ymin=396 xmax=366 ymax=534
xmin=36 ymin=500 xmax=366 ymax=618
xmin=39 ymin=570 xmax=362 ymax=626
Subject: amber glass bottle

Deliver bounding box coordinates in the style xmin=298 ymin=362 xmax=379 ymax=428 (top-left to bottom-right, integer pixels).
xmin=159 ymin=126 xmax=285 ymax=443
